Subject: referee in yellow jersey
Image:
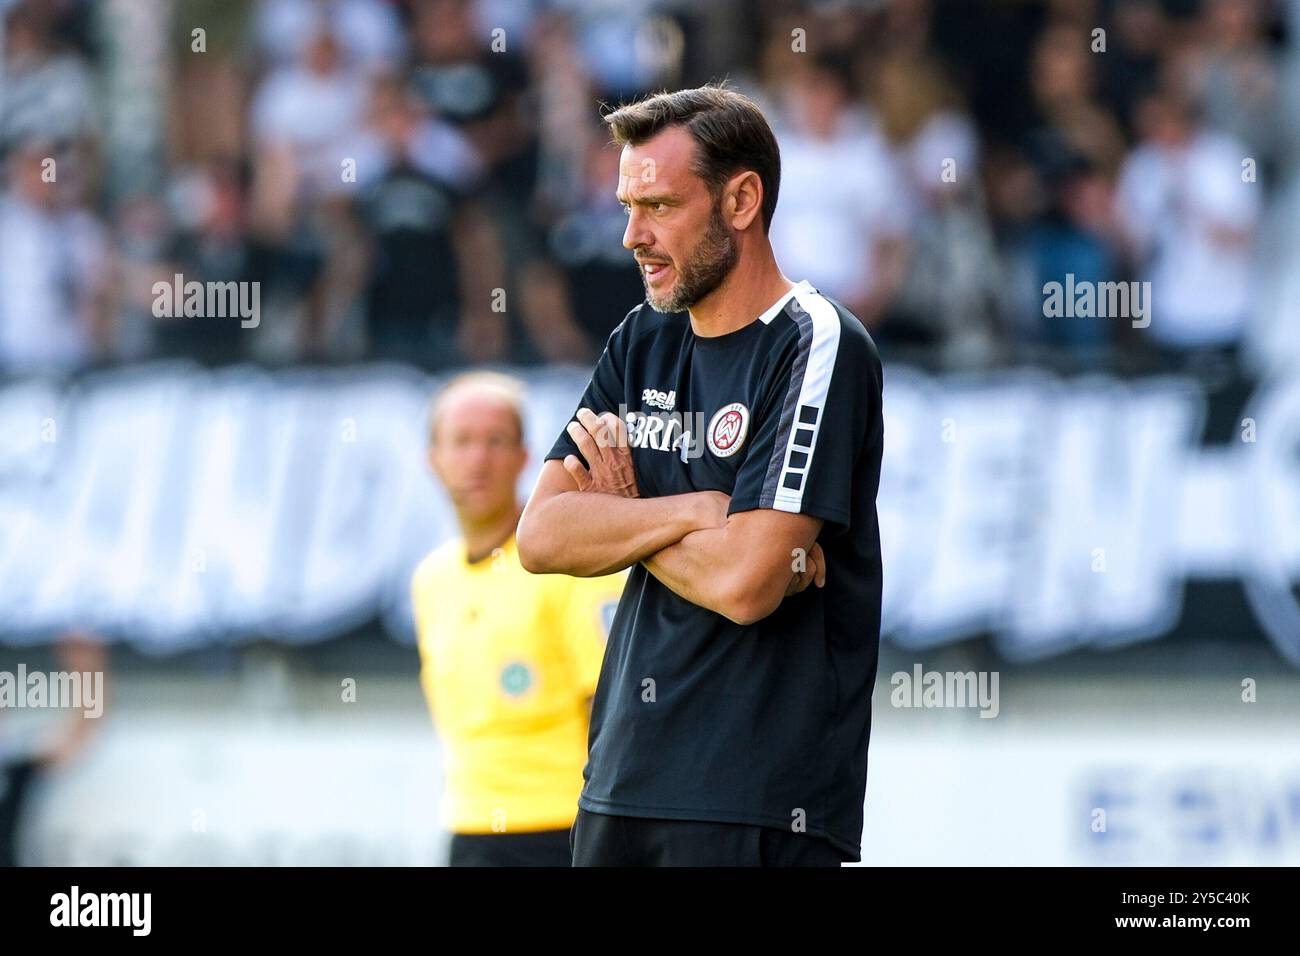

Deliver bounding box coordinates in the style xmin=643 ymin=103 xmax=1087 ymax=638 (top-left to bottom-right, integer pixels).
xmin=411 ymin=371 xmax=625 ymax=866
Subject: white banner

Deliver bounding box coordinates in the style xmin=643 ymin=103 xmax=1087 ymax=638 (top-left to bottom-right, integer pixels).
xmin=1 ymin=362 xmax=1298 ymax=664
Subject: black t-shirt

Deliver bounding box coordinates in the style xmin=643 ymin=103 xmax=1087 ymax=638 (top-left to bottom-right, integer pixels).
xmin=362 ymin=163 xmax=465 ymax=360
xmin=545 ymin=279 xmax=884 ymax=860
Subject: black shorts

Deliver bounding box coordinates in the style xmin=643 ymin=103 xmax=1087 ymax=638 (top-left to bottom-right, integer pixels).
xmin=569 ymin=808 xmax=847 ymax=867
xmin=447 ymin=828 xmax=572 ymax=867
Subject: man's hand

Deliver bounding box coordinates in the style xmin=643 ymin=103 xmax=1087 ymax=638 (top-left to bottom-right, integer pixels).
xmin=692 ymin=490 xmax=731 ymax=530
xmin=785 ymin=542 xmax=827 ymax=596
xmin=564 ymin=407 xmax=640 ymax=498
xmin=641 ymin=508 xmax=827 ymax=625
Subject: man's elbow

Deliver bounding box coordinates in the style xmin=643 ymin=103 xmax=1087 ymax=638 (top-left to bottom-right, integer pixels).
xmin=718 ymin=572 xmax=785 ymax=626
xmin=515 ymin=511 xmax=555 ymax=574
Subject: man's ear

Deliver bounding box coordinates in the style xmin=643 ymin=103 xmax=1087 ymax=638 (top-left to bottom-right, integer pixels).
xmin=725 ymin=170 xmax=764 ymax=231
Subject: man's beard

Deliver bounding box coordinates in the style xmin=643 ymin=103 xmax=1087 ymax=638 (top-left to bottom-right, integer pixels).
xmin=641 ymin=203 xmax=737 ymax=313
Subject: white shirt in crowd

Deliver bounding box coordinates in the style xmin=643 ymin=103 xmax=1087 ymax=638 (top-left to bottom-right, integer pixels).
xmin=250 ymin=66 xmax=370 ymax=200
xmin=1117 ymin=130 xmax=1260 ymax=349
xmin=0 ymin=195 xmax=108 ymax=372
xmin=768 ymin=109 xmax=911 ymax=308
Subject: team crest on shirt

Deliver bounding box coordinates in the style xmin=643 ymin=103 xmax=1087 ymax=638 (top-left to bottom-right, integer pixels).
xmin=500 ymin=661 xmax=533 ymax=697
xmin=706 ymin=402 xmax=750 ymax=458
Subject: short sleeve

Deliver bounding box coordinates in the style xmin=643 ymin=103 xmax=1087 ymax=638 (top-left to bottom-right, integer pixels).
xmin=728 ymin=299 xmax=881 ymax=534
xmin=557 ymin=571 xmax=626 ymax=698
xmin=544 ymin=308 xmax=637 ymax=468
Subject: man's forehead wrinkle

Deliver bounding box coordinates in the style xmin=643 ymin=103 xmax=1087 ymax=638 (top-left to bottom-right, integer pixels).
xmin=620 ymin=142 xmax=688 ymax=173
xmin=618 ymin=145 xmax=666 ymax=173
xmin=617 ymin=172 xmax=668 ymax=204
xmin=617 ymin=130 xmax=698 ymax=202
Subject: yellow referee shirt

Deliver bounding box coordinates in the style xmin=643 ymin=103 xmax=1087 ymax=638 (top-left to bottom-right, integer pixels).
xmin=411 ymin=532 xmax=626 ymax=834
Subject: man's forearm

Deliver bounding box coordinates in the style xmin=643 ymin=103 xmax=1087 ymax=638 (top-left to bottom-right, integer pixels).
xmin=518 ymin=490 xmax=714 ymax=577
xmin=641 ymin=526 xmax=740 ymax=618
xmin=643 ymin=514 xmax=821 ymax=625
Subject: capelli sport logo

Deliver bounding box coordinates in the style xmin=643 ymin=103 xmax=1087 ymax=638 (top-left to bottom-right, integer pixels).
xmin=707 ymin=403 xmax=750 ymax=458
xmin=641 ymin=388 xmax=676 ymax=411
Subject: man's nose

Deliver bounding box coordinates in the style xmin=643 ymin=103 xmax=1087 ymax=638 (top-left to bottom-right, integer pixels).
xmin=464 ymin=442 xmax=493 ymax=467
xmin=622 ymin=208 xmax=651 ymax=251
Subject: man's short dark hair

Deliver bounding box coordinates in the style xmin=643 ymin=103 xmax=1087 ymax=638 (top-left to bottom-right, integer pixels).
xmin=603 ymin=83 xmax=781 ymax=233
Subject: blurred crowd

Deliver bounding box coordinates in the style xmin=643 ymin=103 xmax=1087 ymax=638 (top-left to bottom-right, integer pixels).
xmin=0 ymin=0 xmax=1295 ymax=377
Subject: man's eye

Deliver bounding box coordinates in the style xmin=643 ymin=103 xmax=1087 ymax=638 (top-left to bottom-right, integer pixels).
xmin=652 ymin=203 xmax=666 ymax=214
xmin=620 ymin=204 xmax=631 ymax=216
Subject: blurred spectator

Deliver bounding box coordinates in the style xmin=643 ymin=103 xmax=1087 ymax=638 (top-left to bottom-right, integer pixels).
xmin=247 ymin=26 xmax=373 ymax=358
xmin=928 ymin=0 xmax=1045 ymax=146
xmin=356 ymin=74 xmax=507 ymax=366
xmin=1185 ymin=0 xmax=1281 ymax=173
xmin=537 ymin=136 xmax=645 ymax=361
xmin=768 ymin=54 xmax=911 ymax=331
xmin=0 ymin=140 xmax=112 ymax=373
xmin=1116 ymin=87 xmax=1260 ymax=353
xmin=1028 ymin=21 xmax=1128 ymax=176
xmin=407 ymin=0 xmax=542 ymax=363
xmin=871 ymin=51 xmax=1004 ymax=363
xmin=408 ymin=0 xmax=532 ymax=184
xmin=1097 ymin=0 xmax=1168 ymax=135
xmin=563 ymin=0 xmax=680 ymax=99
xmin=248 ymin=27 xmax=369 ymax=216
xmin=253 ymin=0 xmax=404 ymax=71
xmin=1016 ymin=147 xmax=1123 ymax=354
xmin=0 ymin=2 xmax=99 ymax=148
xmin=148 ymin=159 xmax=257 ymax=363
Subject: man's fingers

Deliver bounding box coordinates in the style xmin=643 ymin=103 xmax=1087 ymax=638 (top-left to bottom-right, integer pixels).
xmin=599 ymin=411 xmax=630 ymax=451
xmin=786 ymin=544 xmax=825 ymax=597
xmin=575 ymin=408 xmax=614 ymax=454
xmin=787 ymin=553 xmax=815 ymax=594
xmin=811 ymin=543 xmax=827 ymax=588
xmin=562 ymin=454 xmax=589 ymax=489
xmin=566 ymin=418 xmax=603 ymax=466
